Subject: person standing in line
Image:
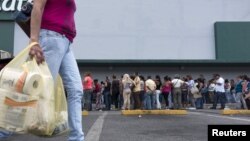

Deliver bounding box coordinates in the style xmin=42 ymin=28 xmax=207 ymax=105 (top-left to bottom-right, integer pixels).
xmin=122 ymin=74 xmax=134 ymax=110
xmin=181 ymin=77 xmax=189 ymax=109
xmin=145 ymin=76 xmax=156 ymax=110
xmin=241 ymin=75 xmax=249 ymax=109
xmin=224 ymin=79 xmax=232 ymax=103
xmin=111 ymin=75 xmax=120 ymax=110
xmin=161 ymin=76 xmax=172 ymax=109
xmin=210 ymin=74 xmax=226 ymax=110
xmin=171 ymin=74 xmax=184 ymax=109
xmin=139 ymin=75 xmax=146 ymax=109
xmin=132 ymin=72 xmax=141 ymax=110
xmin=195 ymin=79 xmax=204 ymax=109
xmin=119 ymin=75 xmax=124 ymax=109
xmin=234 ymin=75 xmax=244 ymax=109
xmin=100 ymin=81 xmax=105 ymax=106
xmin=187 ymin=75 xmax=196 ymax=108
xmin=230 ymin=79 xmax=236 ymax=103
xmin=103 ymin=77 xmax=111 ymax=110
xmin=208 ymin=79 xmax=216 ymax=104
xmin=94 ymin=79 xmax=102 ymax=111
xmin=82 ymin=72 xmax=93 ymax=111
xmin=29 ymin=0 xmax=84 ymax=140
xmin=155 ymin=75 xmax=162 ymax=109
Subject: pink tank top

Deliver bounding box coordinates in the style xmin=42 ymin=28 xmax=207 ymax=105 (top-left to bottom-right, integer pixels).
xmin=41 ymin=0 xmax=76 ymax=42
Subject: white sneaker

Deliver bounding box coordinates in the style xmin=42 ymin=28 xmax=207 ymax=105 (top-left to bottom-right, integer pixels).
xmin=138 ymin=115 xmax=142 ymax=118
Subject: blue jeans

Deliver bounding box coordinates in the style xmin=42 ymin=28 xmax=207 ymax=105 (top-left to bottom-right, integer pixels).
xmin=212 ymin=92 xmax=226 ymax=109
xmin=104 ymin=91 xmax=111 ymax=110
xmin=83 ymin=89 xmax=93 ymax=111
xmin=195 ymin=98 xmax=203 ymax=109
xmin=40 ymin=29 xmax=84 ymax=141
xmin=0 ymin=129 xmax=12 ymax=139
xmin=145 ymin=91 xmax=155 ymax=110
xmin=225 ymin=91 xmax=236 ymax=103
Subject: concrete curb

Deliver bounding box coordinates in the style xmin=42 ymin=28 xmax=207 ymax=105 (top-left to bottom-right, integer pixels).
xmin=121 ymin=110 xmax=188 ymax=115
xmin=82 ymin=111 xmax=89 ymax=116
xmin=221 ymin=110 xmax=250 ymax=115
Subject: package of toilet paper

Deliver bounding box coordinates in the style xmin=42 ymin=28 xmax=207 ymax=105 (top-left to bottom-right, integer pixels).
xmin=0 ymin=42 xmax=68 ymax=136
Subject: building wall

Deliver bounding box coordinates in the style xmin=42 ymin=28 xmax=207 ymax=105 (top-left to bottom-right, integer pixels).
xmin=13 ymin=0 xmax=250 ymax=60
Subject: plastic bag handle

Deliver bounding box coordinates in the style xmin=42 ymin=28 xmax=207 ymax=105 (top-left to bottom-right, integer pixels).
xmin=28 ymin=42 xmax=39 ymax=48
xmin=26 ymin=42 xmax=41 ymax=65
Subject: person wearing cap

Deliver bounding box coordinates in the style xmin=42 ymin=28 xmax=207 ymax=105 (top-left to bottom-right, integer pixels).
xmin=171 ymin=74 xmax=184 ymax=109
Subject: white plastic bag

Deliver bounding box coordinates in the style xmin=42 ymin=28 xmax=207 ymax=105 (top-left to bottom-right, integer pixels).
xmin=0 ymin=42 xmax=68 ymax=136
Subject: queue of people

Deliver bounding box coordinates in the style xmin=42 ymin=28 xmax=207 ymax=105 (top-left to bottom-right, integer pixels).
xmin=81 ymin=73 xmax=250 ymax=111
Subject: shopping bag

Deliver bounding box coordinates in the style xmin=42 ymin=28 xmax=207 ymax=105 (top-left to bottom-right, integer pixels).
xmin=0 ymin=42 xmax=68 ymax=136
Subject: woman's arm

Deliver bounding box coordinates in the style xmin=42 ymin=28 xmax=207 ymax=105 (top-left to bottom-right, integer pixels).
xmin=29 ymin=0 xmax=47 ymax=64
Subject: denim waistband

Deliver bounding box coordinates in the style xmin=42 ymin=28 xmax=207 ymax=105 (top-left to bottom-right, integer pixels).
xmin=40 ymin=29 xmax=66 ymax=38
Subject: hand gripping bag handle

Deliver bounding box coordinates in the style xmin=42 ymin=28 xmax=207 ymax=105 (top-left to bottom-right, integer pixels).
xmin=3 ymin=42 xmax=39 ymax=69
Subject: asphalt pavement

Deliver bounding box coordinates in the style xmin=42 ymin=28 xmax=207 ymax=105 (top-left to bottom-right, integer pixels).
xmin=2 ymin=110 xmax=250 ymax=141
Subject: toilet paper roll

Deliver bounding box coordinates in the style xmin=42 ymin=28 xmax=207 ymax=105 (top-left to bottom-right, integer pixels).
xmin=0 ymin=68 xmax=27 ymax=93
xmin=23 ymin=73 xmax=43 ymax=96
xmin=0 ymin=68 xmax=43 ymax=96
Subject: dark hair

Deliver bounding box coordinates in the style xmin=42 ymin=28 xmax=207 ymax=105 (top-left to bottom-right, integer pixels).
xmin=147 ymin=76 xmax=152 ymax=79
xmin=186 ymin=75 xmax=192 ymax=80
xmin=242 ymin=75 xmax=249 ymax=81
xmin=156 ymin=75 xmax=161 ymax=79
xmin=225 ymin=79 xmax=229 ymax=83
xmin=139 ymin=75 xmax=145 ymax=81
xmin=112 ymin=75 xmax=117 ymax=79
xmin=84 ymin=72 xmax=92 ymax=76
xmin=94 ymin=79 xmax=98 ymax=83
xmin=184 ymin=78 xmax=188 ymax=82
xmin=164 ymin=76 xmax=168 ymax=81
xmin=130 ymin=75 xmax=135 ymax=80
xmin=213 ymin=74 xmax=220 ymax=78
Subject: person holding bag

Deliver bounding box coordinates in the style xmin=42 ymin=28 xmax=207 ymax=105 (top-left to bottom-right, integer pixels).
xmin=29 ymin=0 xmax=84 ymax=141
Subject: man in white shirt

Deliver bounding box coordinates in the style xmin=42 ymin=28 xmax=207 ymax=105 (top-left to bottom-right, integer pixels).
xmin=171 ymin=74 xmax=184 ymax=109
xmin=210 ymin=74 xmax=226 ymax=109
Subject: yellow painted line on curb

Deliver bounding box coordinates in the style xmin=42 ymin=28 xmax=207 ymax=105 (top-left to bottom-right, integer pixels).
xmin=222 ymin=110 xmax=250 ymax=115
xmin=82 ymin=111 xmax=89 ymax=116
xmin=121 ymin=110 xmax=187 ymax=115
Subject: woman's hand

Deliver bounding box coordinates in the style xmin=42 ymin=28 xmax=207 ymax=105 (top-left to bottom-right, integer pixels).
xmin=29 ymin=44 xmax=45 ymax=64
